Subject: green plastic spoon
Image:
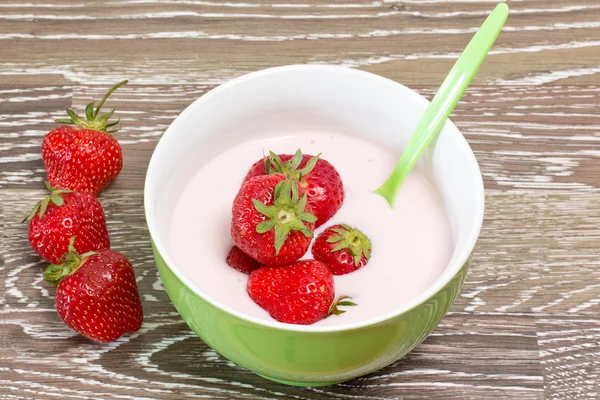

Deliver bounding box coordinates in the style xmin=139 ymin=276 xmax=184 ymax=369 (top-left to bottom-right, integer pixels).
xmin=375 ymin=3 xmax=509 ymax=207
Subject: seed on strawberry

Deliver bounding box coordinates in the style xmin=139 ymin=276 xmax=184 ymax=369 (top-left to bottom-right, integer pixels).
xmin=23 ymin=182 xmax=110 ymax=264
xmin=226 ymin=246 xmax=260 ymax=274
xmin=248 ymin=260 xmax=355 ymax=325
xmin=44 ymin=237 xmax=143 ymax=343
xmin=231 ymin=175 xmax=317 ymax=266
xmin=244 ymin=149 xmax=344 ymax=227
xmin=312 ymin=224 xmax=372 ymax=275
xmin=43 ymin=80 xmax=127 ymax=195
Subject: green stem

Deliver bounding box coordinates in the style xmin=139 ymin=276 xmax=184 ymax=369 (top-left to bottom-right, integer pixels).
xmin=93 ymin=80 xmax=128 ymax=119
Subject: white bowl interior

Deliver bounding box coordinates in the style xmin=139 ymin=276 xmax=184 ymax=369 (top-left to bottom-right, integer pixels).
xmin=145 ymin=65 xmax=484 ymax=331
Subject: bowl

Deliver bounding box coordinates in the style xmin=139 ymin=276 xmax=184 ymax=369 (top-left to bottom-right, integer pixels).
xmin=144 ymin=65 xmax=484 ymax=386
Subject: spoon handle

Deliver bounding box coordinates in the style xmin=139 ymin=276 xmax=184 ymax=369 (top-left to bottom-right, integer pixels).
xmin=375 ymin=3 xmax=509 ymax=207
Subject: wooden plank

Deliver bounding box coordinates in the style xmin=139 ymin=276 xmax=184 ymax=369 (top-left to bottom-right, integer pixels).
xmin=0 ymin=190 xmax=158 ymax=309
xmin=0 ymin=0 xmax=598 ymax=85
xmin=1 ymin=189 xmax=598 ymax=316
xmin=0 ymin=85 xmax=72 ymax=190
xmin=0 ymin=1 xmax=598 ymax=397
xmin=0 ymin=188 xmax=548 ymax=399
xmin=0 ymin=308 xmax=543 ymax=399
xmin=2 ymin=84 xmax=599 ymax=191
xmin=536 ymin=315 xmax=600 ymax=399
xmin=2 ymin=189 xmax=586 ymax=399
xmin=457 ymin=191 xmax=600 ymax=314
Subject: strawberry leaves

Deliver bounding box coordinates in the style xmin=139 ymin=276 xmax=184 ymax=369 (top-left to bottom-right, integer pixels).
xmin=263 ymin=149 xmax=321 ymax=181
xmin=252 ymin=178 xmax=317 ymax=254
xmin=327 ymin=295 xmax=358 ymax=317
xmin=44 ymin=236 xmax=96 ymax=286
xmin=56 ymin=80 xmax=127 ymax=133
xmin=23 ymin=181 xmax=72 ymax=222
xmin=326 ymin=224 xmax=372 ymax=266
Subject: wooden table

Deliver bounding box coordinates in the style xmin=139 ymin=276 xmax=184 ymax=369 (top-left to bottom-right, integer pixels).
xmin=1 ymin=1 xmax=599 ymax=399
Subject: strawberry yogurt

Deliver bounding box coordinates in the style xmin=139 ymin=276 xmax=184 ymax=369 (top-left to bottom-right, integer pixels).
xmin=169 ymin=132 xmax=453 ymax=326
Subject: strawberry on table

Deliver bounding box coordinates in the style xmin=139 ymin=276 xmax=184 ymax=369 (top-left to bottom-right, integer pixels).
xmin=226 ymin=246 xmax=260 ymax=274
xmin=231 ymin=175 xmax=317 ymax=266
xmin=44 ymin=237 xmax=143 ymax=343
xmin=312 ymin=224 xmax=372 ymax=275
xmin=244 ymin=149 xmax=344 ymax=227
xmin=247 ymin=260 xmax=355 ymax=325
xmin=24 ymin=182 xmax=110 ymax=264
xmin=43 ymin=80 xmax=127 ymax=195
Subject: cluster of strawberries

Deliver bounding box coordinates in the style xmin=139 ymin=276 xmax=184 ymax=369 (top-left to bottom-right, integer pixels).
xmin=227 ymin=150 xmax=372 ymax=325
xmin=23 ymin=81 xmax=143 ymax=343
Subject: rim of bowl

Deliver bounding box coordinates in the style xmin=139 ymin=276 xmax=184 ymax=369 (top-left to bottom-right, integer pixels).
xmin=144 ymin=64 xmax=485 ymax=333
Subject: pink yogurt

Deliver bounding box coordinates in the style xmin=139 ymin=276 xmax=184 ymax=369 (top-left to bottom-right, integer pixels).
xmin=169 ymin=131 xmax=453 ymax=326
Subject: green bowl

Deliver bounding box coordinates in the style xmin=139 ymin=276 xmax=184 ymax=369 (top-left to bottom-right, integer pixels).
xmin=144 ymin=65 xmax=484 ymax=386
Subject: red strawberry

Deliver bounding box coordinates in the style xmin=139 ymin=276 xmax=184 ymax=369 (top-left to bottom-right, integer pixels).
xmin=244 ymin=150 xmax=344 ymax=227
xmin=248 ymin=260 xmax=355 ymax=325
xmin=226 ymin=246 xmax=260 ymax=274
xmin=42 ymin=80 xmax=127 ymax=195
xmin=312 ymin=224 xmax=372 ymax=275
xmin=44 ymin=238 xmax=143 ymax=343
xmin=24 ymin=182 xmax=110 ymax=264
xmin=231 ymin=175 xmax=316 ymax=266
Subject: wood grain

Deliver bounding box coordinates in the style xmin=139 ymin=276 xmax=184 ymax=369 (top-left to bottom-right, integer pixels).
xmin=1 ymin=0 xmax=599 ymax=398
xmin=3 ymin=190 xmax=599 ymax=314
xmin=0 ymin=0 xmax=599 ymax=86
xmin=1 ymin=189 xmax=598 ymax=398
xmin=1 ymin=84 xmax=599 ymax=191
xmin=536 ymin=316 xmax=600 ymax=399
xmin=0 ymin=85 xmax=72 ymax=189
xmin=0 ymin=310 xmax=544 ymax=400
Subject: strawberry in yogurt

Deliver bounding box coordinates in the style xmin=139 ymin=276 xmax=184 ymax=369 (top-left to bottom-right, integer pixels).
xmin=169 ymin=131 xmax=452 ymax=326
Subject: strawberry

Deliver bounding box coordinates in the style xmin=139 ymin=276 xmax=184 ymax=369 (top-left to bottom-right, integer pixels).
xmin=226 ymin=246 xmax=260 ymax=274
xmin=23 ymin=182 xmax=110 ymax=264
xmin=42 ymin=80 xmax=127 ymax=195
xmin=312 ymin=224 xmax=372 ymax=275
xmin=247 ymin=260 xmax=355 ymax=325
xmin=231 ymin=175 xmax=316 ymax=266
xmin=244 ymin=149 xmax=344 ymax=227
xmin=44 ymin=237 xmax=143 ymax=343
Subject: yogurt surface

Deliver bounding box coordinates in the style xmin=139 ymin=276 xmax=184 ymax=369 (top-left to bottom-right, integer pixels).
xmin=169 ymin=131 xmax=453 ymax=326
